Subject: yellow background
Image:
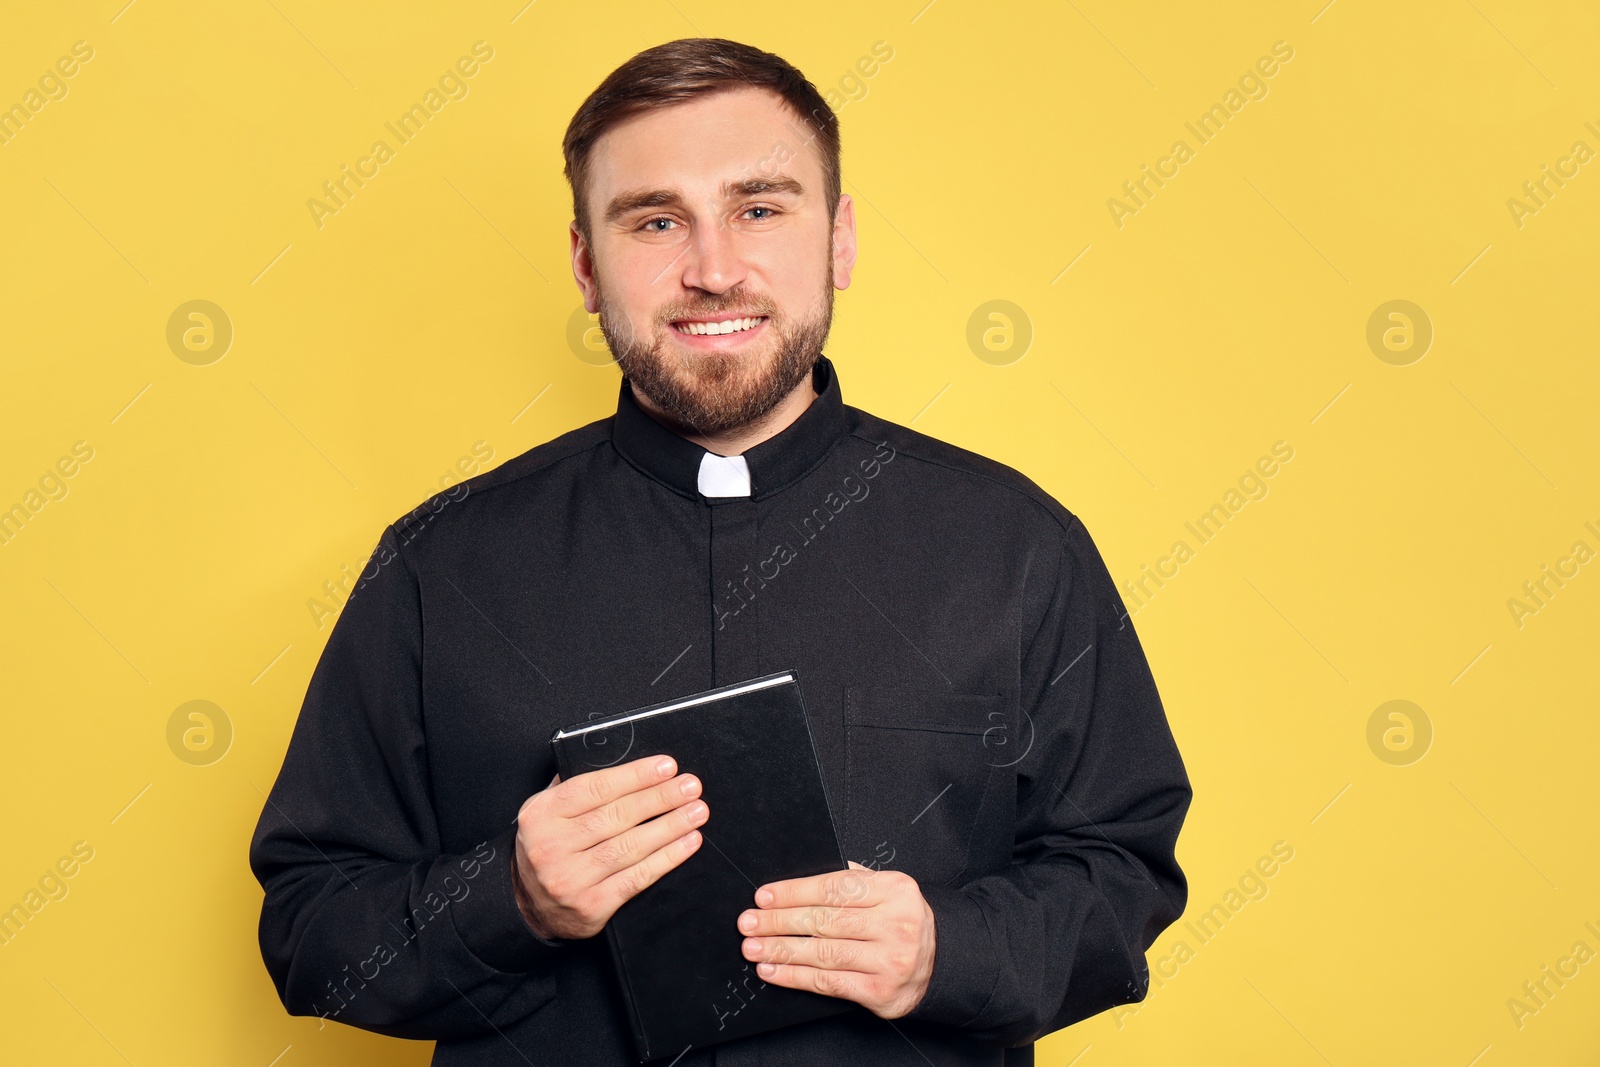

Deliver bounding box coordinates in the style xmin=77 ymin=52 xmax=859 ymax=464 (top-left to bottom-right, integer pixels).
xmin=2 ymin=0 xmax=1596 ymax=1063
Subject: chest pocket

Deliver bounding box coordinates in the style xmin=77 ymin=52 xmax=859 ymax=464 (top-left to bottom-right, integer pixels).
xmin=843 ymin=686 xmax=1006 ymax=888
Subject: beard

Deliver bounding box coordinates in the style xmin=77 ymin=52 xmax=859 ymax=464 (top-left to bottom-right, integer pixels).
xmin=597 ymin=257 xmax=836 ymax=436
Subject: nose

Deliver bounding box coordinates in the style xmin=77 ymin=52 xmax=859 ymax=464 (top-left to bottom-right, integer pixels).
xmin=678 ymin=216 xmax=747 ymax=295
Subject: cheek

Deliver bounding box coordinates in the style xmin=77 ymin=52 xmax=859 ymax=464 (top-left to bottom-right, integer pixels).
xmin=596 ymin=254 xmax=671 ymax=319
xmin=761 ymin=234 xmax=834 ymax=305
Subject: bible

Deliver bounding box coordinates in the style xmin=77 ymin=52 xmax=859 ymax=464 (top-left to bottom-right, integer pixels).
xmin=549 ymin=669 xmax=857 ymax=1062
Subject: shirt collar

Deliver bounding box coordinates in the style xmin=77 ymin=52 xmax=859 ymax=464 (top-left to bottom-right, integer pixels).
xmin=611 ymin=354 xmax=848 ymax=501
xmin=697 ymin=453 xmax=751 ymax=498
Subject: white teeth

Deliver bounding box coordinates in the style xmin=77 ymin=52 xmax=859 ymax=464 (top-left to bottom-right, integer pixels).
xmin=675 ymin=316 xmax=764 ymax=335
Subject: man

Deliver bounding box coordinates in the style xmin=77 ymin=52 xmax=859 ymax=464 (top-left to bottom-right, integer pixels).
xmin=250 ymin=37 xmax=1191 ymax=1067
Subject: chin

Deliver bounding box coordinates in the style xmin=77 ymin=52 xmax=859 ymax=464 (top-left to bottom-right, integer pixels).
xmin=670 ymin=341 xmax=774 ymax=377
xmin=601 ymin=286 xmax=831 ymax=433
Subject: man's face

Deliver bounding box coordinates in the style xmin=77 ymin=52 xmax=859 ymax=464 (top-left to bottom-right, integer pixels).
xmin=571 ymin=86 xmax=856 ymax=435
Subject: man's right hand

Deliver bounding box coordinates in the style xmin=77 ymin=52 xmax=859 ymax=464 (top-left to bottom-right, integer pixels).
xmin=513 ymin=754 xmax=707 ymax=941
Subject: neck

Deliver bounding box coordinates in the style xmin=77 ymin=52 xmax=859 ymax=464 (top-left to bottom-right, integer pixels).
xmin=630 ymin=373 xmax=819 ymax=456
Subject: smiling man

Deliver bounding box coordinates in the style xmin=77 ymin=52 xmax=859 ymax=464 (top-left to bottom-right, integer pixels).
xmin=577 ymin=72 xmax=847 ymax=461
xmin=251 ymin=37 xmax=1191 ymax=1067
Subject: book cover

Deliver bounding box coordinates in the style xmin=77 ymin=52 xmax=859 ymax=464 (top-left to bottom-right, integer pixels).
xmin=550 ymin=669 xmax=859 ymax=1062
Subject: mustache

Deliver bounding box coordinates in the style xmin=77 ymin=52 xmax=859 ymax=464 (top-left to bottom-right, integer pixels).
xmin=661 ymin=297 xmax=777 ymax=323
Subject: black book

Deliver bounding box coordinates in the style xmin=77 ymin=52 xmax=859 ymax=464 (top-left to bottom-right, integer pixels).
xmin=549 ymin=669 xmax=857 ymax=1063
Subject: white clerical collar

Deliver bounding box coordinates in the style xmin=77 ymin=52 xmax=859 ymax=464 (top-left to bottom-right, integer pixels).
xmin=697 ymin=451 xmax=751 ymax=498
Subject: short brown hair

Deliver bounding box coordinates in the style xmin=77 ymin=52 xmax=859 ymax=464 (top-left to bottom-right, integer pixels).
xmin=562 ymin=38 xmax=840 ymax=245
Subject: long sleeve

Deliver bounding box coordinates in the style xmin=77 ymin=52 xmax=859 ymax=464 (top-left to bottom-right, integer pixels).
xmin=904 ymin=513 xmax=1191 ymax=1045
xmin=248 ymin=522 xmax=563 ymax=1041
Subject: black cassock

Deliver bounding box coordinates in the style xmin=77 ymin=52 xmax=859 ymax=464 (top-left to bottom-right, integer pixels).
xmin=249 ymin=354 xmax=1192 ymax=1066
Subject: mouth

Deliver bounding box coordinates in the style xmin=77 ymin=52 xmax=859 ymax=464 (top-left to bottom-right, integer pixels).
xmin=670 ymin=315 xmax=769 ymax=344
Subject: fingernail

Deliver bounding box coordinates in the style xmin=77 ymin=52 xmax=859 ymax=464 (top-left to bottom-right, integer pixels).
xmin=679 ymin=776 xmax=698 ymax=795
xmin=755 ymin=888 xmax=773 ymax=907
xmin=656 ymin=757 xmax=674 ymax=776
xmin=757 ymin=962 xmax=775 ymax=976
xmin=739 ymin=912 xmax=756 ymax=932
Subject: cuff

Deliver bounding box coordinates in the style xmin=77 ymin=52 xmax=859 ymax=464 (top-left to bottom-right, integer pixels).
xmin=904 ymin=881 xmax=1000 ymax=1028
xmin=451 ymin=826 xmax=569 ymax=972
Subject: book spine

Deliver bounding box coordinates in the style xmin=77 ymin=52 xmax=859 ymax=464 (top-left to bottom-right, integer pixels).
xmin=550 ymin=733 xmax=574 ymax=780
xmin=548 ymin=738 xmax=653 ymax=1057
xmin=602 ymin=918 xmax=654 ymax=1060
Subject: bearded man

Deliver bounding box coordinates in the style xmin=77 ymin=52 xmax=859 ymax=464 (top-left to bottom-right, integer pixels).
xmin=251 ymin=37 xmax=1190 ymax=1067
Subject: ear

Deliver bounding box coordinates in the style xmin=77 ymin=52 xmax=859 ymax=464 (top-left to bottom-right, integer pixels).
xmin=570 ymin=221 xmax=599 ymax=313
xmin=831 ymin=193 xmax=858 ymax=291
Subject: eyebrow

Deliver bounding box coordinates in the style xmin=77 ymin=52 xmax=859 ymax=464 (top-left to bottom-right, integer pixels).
xmin=603 ymin=175 xmax=806 ymax=225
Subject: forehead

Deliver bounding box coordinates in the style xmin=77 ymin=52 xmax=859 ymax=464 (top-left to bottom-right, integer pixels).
xmin=586 ymin=85 xmax=823 ymax=200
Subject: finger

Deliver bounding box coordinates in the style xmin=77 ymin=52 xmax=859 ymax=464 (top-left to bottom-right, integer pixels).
xmin=756 ymin=866 xmax=884 ymax=910
xmin=752 ymin=960 xmax=869 ymax=1004
xmin=739 ymin=902 xmax=875 ymax=939
xmin=742 ymin=933 xmax=884 ymax=973
xmin=548 ymin=753 xmax=676 ymax=818
xmin=591 ymin=825 xmax=703 ymax=912
xmin=565 ymin=771 xmax=703 ymax=852
xmin=579 ymin=794 xmax=709 ymax=877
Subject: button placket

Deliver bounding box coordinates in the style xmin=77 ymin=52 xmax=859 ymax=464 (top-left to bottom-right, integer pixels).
xmin=709 ymin=498 xmax=762 ymax=685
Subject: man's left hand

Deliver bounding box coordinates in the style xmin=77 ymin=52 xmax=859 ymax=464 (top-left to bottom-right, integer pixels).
xmin=737 ymin=860 xmax=936 ymax=1019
